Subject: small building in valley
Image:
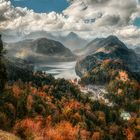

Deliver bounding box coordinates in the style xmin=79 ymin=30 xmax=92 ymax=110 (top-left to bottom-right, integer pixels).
xmin=120 ymin=111 xmax=131 ymax=121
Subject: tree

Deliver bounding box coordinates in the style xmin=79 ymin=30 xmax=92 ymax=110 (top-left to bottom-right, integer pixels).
xmin=0 ymin=34 xmax=7 ymax=93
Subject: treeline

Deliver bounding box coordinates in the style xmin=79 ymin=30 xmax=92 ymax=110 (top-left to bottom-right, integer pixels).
xmin=0 ymin=35 xmax=7 ymax=93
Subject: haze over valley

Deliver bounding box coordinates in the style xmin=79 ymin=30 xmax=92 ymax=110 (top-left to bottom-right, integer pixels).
xmin=3 ymin=32 xmax=140 ymax=80
xmin=0 ymin=0 xmax=140 ymax=139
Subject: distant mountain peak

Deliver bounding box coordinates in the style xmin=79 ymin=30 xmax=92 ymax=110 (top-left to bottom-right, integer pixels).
xmin=67 ymin=32 xmax=79 ymax=38
xmin=75 ymin=35 xmax=127 ymax=56
xmin=100 ymin=35 xmax=127 ymax=49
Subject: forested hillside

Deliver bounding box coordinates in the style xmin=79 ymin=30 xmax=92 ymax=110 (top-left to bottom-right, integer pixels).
xmin=0 ymin=36 xmax=139 ymax=140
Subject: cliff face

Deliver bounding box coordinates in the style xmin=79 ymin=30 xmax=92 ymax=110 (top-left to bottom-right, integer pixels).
xmin=75 ymin=36 xmax=140 ymax=83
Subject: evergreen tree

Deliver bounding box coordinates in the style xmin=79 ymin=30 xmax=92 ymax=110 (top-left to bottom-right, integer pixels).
xmin=0 ymin=35 xmax=7 ymax=93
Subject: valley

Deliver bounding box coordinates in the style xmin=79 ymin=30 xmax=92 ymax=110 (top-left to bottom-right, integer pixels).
xmin=0 ymin=0 xmax=140 ymax=139
xmin=0 ymin=34 xmax=140 ymax=140
xmin=34 ymin=61 xmax=78 ymax=79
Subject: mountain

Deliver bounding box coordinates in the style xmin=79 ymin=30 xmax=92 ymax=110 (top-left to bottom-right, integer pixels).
xmin=23 ymin=31 xmax=89 ymax=51
xmin=3 ymin=31 xmax=90 ymax=51
xmin=134 ymin=46 xmax=140 ymax=54
xmin=56 ymin=32 xmax=89 ymax=51
xmin=65 ymin=32 xmax=79 ymax=39
xmin=75 ymin=35 xmax=140 ymax=80
xmin=75 ymin=35 xmax=127 ymax=56
xmin=5 ymin=38 xmax=76 ymax=63
xmin=33 ymin=38 xmax=74 ymax=56
xmin=28 ymin=31 xmax=89 ymax=51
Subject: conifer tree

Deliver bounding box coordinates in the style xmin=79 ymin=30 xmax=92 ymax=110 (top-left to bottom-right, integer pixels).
xmin=0 ymin=35 xmax=7 ymax=93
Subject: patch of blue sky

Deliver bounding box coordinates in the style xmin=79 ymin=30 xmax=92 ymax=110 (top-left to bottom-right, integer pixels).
xmin=11 ymin=0 xmax=69 ymax=13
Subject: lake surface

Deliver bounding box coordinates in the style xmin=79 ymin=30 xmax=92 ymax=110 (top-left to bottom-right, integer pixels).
xmin=34 ymin=61 xmax=79 ymax=79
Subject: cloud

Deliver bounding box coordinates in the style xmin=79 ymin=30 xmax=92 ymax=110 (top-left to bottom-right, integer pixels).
xmin=63 ymin=0 xmax=140 ymax=46
xmin=0 ymin=0 xmax=140 ymax=46
xmin=0 ymin=0 xmax=66 ymax=31
xmin=114 ymin=25 xmax=140 ymax=46
xmin=65 ymin=0 xmax=140 ymax=26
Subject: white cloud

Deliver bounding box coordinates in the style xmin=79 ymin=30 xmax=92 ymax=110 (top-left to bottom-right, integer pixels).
xmin=0 ymin=0 xmax=140 ymax=46
xmin=65 ymin=0 xmax=140 ymax=26
xmin=0 ymin=0 xmax=66 ymax=32
xmin=114 ymin=25 xmax=140 ymax=46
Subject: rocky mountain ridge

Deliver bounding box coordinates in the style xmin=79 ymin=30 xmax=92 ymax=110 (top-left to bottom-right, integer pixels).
xmin=75 ymin=35 xmax=140 ymax=80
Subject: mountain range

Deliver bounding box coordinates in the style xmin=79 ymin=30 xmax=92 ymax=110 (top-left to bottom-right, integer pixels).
xmin=5 ymin=38 xmax=76 ymax=63
xmin=3 ymin=31 xmax=90 ymax=51
xmin=75 ymin=35 xmax=140 ymax=78
xmin=24 ymin=31 xmax=90 ymax=51
xmin=4 ymin=34 xmax=140 ymax=84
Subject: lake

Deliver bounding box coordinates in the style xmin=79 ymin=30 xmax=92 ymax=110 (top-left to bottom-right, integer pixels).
xmin=34 ymin=61 xmax=79 ymax=79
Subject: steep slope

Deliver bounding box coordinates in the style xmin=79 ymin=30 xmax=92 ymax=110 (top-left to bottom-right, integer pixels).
xmin=4 ymin=56 xmax=34 ymax=82
xmin=75 ymin=35 xmax=127 ymax=56
xmin=33 ymin=38 xmax=74 ymax=56
xmin=5 ymin=38 xmax=76 ymax=63
xmin=134 ymin=46 xmax=140 ymax=54
xmin=75 ymin=35 xmax=140 ymax=80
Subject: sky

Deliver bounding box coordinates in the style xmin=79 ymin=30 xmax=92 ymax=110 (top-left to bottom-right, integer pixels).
xmin=11 ymin=0 xmax=69 ymax=13
xmin=134 ymin=17 xmax=140 ymax=26
xmin=0 ymin=0 xmax=140 ymax=46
